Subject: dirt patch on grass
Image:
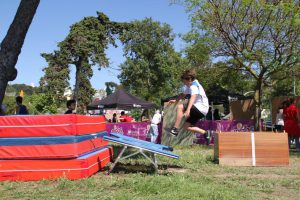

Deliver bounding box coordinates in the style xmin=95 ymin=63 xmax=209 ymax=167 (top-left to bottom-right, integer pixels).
xmin=164 ymin=167 xmax=187 ymax=173
xmin=214 ymin=173 xmax=300 ymax=179
xmin=213 ymin=172 xmax=300 ymax=200
xmin=272 ymin=187 xmax=299 ymax=200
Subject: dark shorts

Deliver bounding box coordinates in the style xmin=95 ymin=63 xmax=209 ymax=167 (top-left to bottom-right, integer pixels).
xmin=183 ymin=104 xmax=205 ymax=125
xmin=274 ymin=125 xmax=284 ymax=132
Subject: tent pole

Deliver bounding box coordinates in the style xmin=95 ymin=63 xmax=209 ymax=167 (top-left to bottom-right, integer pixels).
xmin=211 ymin=102 xmax=214 ymax=121
xmin=211 ymin=102 xmax=214 ymax=132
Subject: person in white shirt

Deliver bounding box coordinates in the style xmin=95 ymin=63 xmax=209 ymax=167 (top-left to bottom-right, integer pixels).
xmin=275 ymin=107 xmax=284 ymax=132
xmin=167 ymin=68 xmax=211 ymax=143
xmin=149 ymin=110 xmax=162 ymax=143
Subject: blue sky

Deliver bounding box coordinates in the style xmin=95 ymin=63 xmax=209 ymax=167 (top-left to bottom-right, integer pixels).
xmin=0 ymin=0 xmax=190 ymax=90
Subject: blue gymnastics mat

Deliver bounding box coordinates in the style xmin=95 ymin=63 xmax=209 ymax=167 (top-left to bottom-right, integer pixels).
xmin=103 ymin=133 xmax=180 ymax=173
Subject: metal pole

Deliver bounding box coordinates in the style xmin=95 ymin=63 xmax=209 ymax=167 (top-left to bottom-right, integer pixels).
xmin=107 ymin=146 xmax=127 ymax=175
xmin=211 ymin=102 xmax=214 ymax=121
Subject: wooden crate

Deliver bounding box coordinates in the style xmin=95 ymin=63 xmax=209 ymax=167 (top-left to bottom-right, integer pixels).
xmin=214 ymin=132 xmax=289 ymax=166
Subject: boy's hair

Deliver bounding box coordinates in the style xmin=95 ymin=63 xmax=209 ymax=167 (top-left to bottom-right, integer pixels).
xmin=181 ymin=68 xmax=197 ymax=80
xmin=16 ymin=96 xmax=23 ymax=104
xmin=66 ymin=99 xmax=76 ymax=108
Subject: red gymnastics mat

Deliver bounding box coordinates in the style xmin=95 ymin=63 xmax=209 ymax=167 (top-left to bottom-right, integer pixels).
xmin=0 ymin=146 xmax=113 ymax=181
xmin=0 ymin=132 xmax=108 ymax=159
xmin=0 ymin=114 xmax=106 ymax=137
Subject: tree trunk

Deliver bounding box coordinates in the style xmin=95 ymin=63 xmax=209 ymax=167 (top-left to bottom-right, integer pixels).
xmin=0 ymin=0 xmax=40 ymax=105
xmin=74 ymin=57 xmax=83 ymax=103
xmin=74 ymin=57 xmax=84 ymax=113
xmin=254 ymin=78 xmax=263 ymax=131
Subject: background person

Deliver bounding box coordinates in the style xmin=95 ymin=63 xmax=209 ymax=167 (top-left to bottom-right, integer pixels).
xmin=149 ymin=110 xmax=162 ymax=143
xmin=141 ymin=109 xmax=150 ymax=122
xmin=112 ymin=113 xmax=117 ymax=123
xmin=283 ymin=98 xmax=300 ymax=151
xmin=119 ymin=111 xmax=134 ymax=122
xmin=275 ymin=105 xmax=284 ymax=132
xmin=65 ymin=99 xmax=76 ymax=114
xmin=15 ymin=96 xmax=28 ymax=115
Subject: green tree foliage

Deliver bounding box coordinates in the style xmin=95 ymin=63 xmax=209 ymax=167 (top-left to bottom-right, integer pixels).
xmin=6 ymin=84 xmax=40 ymax=96
xmin=271 ymin=63 xmax=300 ymax=96
xmin=27 ymin=93 xmax=57 ymax=114
xmin=74 ymin=58 xmax=95 ymax=113
xmin=58 ymin=14 xmax=111 ymax=113
xmin=182 ymin=31 xmax=211 ymax=68
xmin=118 ymin=18 xmax=185 ymax=106
xmin=182 ymin=30 xmax=255 ymax=95
xmin=105 ymin=85 xmax=112 ymax=96
xmin=40 ymin=51 xmax=70 ymax=107
xmin=272 ymin=77 xmax=300 ymax=97
xmin=41 ymin=12 xmax=127 ymax=113
xmin=3 ymin=83 xmax=43 ymax=115
xmin=0 ymin=0 xmax=40 ymax=106
xmin=184 ymin=0 xmax=300 ymax=130
xmin=2 ymin=96 xmax=16 ymax=115
xmin=105 ymin=81 xmax=119 ymax=96
xmin=198 ymin=61 xmax=255 ymax=94
xmin=3 ymin=87 xmax=58 ymax=115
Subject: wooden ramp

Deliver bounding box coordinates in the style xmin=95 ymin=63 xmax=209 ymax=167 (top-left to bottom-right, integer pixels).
xmin=214 ymin=132 xmax=289 ymax=166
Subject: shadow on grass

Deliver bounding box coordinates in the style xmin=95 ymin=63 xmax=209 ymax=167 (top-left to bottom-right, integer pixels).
xmin=207 ymin=155 xmax=218 ymax=164
xmin=289 ymin=149 xmax=300 ymax=157
xmin=104 ymin=163 xmax=157 ymax=174
xmin=105 ymin=144 xmax=183 ymax=174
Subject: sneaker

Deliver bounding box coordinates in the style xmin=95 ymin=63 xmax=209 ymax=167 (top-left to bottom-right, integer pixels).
xmin=169 ymin=127 xmax=179 ymax=136
xmin=163 ymin=146 xmax=174 ymax=151
xmin=204 ymin=130 xmax=212 ymax=144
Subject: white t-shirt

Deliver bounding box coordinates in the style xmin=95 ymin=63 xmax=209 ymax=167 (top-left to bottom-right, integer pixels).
xmin=181 ymin=79 xmax=209 ymax=115
xmin=275 ymin=109 xmax=284 ymax=126
xmin=151 ymin=113 xmax=161 ymax=125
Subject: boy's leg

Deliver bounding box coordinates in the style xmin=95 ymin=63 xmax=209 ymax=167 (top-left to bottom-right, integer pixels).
xmin=169 ymin=103 xmax=185 ymax=136
xmin=151 ymin=125 xmax=159 ymax=143
xmin=183 ymin=122 xmax=205 ymax=134
xmin=183 ymin=122 xmax=212 ymax=144
xmin=149 ymin=126 xmax=154 ymax=142
xmin=173 ymin=103 xmax=184 ymax=129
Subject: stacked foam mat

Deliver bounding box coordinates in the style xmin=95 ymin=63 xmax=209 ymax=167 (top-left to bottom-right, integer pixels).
xmin=0 ymin=114 xmax=113 ymax=181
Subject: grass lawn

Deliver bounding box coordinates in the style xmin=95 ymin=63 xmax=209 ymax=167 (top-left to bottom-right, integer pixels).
xmin=0 ymin=145 xmax=299 ymax=200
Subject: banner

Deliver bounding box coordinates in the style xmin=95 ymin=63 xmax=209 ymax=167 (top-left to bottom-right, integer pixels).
xmin=194 ymin=120 xmax=255 ymax=144
xmin=107 ymin=120 xmax=255 ymax=145
xmin=106 ymin=122 xmax=151 ymax=141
